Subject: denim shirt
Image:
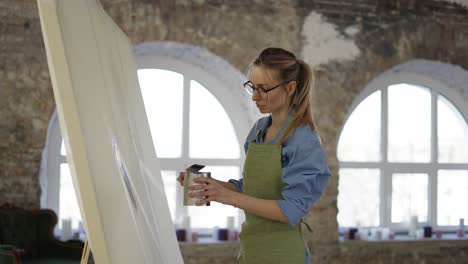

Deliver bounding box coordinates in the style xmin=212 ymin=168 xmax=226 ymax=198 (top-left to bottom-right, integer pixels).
xmin=229 ymin=115 xmax=331 ymax=227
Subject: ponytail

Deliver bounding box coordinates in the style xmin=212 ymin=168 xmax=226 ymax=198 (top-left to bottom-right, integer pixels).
xmin=249 ymin=47 xmax=317 ymax=144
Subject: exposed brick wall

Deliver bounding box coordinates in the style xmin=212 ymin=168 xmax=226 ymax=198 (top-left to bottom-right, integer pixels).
xmin=0 ymin=0 xmax=467 ymax=263
xmin=0 ymin=0 xmax=54 ymax=207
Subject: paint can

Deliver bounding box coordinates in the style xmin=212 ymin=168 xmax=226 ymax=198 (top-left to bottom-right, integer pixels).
xmin=217 ymin=228 xmax=229 ymax=241
xmin=183 ymin=164 xmax=211 ymax=206
xmin=423 ymin=225 xmax=432 ymax=238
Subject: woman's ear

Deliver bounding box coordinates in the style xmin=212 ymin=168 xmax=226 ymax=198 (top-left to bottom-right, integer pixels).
xmin=286 ymin=81 xmax=297 ymax=96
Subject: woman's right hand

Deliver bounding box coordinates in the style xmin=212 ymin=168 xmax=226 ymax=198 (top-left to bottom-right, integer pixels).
xmin=177 ymin=172 xmax=185 ymax=187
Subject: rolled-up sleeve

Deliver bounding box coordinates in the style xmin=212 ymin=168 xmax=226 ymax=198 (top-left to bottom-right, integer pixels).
xmin=277 ymin=132 xmax=331 ymax=227
xmin=228 ymin=178 xmax=243 ymax=192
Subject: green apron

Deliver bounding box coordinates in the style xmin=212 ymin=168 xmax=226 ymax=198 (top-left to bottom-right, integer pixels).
xmin=239 ymin=113 xmax=307 ymax=264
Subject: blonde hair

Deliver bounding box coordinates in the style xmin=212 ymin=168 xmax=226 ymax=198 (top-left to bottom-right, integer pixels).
xmin=249 ymin=47 xmax=316 ymax=143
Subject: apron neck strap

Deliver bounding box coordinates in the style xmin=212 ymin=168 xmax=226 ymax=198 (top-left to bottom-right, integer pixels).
xmin=250 ymin=107 xmax=297 ymax=144
xmin=269 ymin=108 xmax=296 ymax=145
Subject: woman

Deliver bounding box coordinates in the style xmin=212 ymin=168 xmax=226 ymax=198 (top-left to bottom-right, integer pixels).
xmin=177 ymin=47 xmax=330 ymax=264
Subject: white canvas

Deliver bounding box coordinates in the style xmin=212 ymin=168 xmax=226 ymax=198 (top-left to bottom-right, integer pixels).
xmin=37 ymin=0 xmax=184 ymax=263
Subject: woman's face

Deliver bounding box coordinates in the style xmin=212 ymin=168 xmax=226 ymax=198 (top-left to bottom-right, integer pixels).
xmin=249 ymin=66 xmax=291 ymax=115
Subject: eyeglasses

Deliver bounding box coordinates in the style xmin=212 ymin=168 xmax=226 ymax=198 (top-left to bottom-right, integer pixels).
xmin=243 ymin=80 xmax=294 ymax=96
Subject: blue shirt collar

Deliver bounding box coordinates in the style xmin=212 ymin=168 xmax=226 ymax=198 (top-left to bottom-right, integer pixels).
xmin=255 ymin=107 xmax=297 ymax=144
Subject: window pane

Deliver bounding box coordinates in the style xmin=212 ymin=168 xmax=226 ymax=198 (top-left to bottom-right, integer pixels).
xmin=60 ymin=163 xmax=82 ymax=230
xmin=388 ymin=84 xmax=431 ymax=163
xmin=161 ymin=170 xmax=177 ymax=221
xmin=338 ymin=169 xmax=380 ymax=227
xmin=438 ymin=95 xmax=468 ymax=163
xmin=438 ymin=170 xmax=468 ymax=226
xmin=391 ymin=173 xmax=428 ymax=222
xmin=337 ymin=90 xmax=381 ymax=162
xmin=188 ymin=166 xmax=240 ymax=228
xmin=189 ymin=80 xmax=240 ymax=159
xmin=138 ymin=69 xmax=183 ymax=158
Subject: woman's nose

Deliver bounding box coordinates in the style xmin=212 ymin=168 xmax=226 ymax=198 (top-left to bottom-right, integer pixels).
xmin=251 ymin=92 xmax=261 ymax=101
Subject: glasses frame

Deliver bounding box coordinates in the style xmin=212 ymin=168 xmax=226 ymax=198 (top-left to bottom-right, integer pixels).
xmin=243 ymin=80 xmax=294 ymax=96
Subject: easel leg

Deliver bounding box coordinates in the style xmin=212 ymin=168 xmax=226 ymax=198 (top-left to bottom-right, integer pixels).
xmin=81 ymin=240 xmax=90 ymax=264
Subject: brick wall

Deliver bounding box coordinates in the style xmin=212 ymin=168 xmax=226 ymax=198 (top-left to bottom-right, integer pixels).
xmin=1 ymin=0 xmax=467 ymax=263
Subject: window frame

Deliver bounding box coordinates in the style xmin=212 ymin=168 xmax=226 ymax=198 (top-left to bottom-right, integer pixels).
xmin=40 ymin=110 xmax=68 ymax=235
xmin=135 ymin=53 xmax=252 ymax=229
xmin=338 ymin=71 xmax=468 ymax=233
xmin=41 ymin=43 xmax=258 ymax=233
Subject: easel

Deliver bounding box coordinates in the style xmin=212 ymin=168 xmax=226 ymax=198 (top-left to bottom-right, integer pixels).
xmin=80 ymin=240 xmax=90 ymax=264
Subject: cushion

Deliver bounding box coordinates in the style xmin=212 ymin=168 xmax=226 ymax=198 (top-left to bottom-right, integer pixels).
xmin=0 ymin=211 xmax=39 ymax=258
xmin=24 ymin=259 xmax=80 ymax=264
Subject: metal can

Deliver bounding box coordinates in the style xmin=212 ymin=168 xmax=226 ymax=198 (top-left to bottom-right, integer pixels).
xmin=183 ymin=171 xmax=211 ymax=206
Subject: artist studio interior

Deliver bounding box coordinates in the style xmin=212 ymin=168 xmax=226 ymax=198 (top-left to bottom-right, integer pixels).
xmin=1 ymin=0 xmax=467 ymax=263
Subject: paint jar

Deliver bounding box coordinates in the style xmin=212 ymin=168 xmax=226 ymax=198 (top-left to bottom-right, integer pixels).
xmin=184 ymin=164 xmax=211 ymax=206
xmin=217 ymin=228 xmax=229 ymax=241
xmin=191 ymin=232 xmax=198 ymax=242
xmin=358 ymin=228 xmax=369 ymax=241
xmin=343 ymin=230 xmax=350 ymax=241
xmin=230 ymin=230 xmax=239 ymax=241
xmin=61 ymin=219 xmax=72 ymax=241
xmin=227 ymin=216 xmax=236 ymax=241
xmin=375 ymin=229 xmax=383 ymax=240
xmin=182 ymin=216 xmax=192 ymax=241
xmin=176 ymin=229 xmax=186 ymax=241
xmin=423 ymin=225 xmax=432 ymax=238
xmin=457 ymin=218 xmax=465 ymax=238
xmin=212 ymin=226 xmax=219 ymax=242
xmin=354 ymin=232 xmax=361 ymax=240
xmin=409 ymin=215 xmax=418 ymax=238
xmin=349 ymin=228 xmax=358 ymax=240
xmin=416 ymin=229 xmax=424 ymax=239
xmin=380 ymin=228 xmax=389 ymax=240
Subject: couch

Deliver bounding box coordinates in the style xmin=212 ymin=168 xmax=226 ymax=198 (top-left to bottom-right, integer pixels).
xmin=0 ymin=204 xmax=84 ymax=264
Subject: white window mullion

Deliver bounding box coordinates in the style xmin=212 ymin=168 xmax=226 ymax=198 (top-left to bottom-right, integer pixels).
xmin=382 ymin=166 xmax=392 ymax=228
xmin=338 ymin=162 xmax=381 ymax=168
xmin=178 ymin=159 xmax=241 ymax=166
xmin=437 ymin=164 xmax=468 ymax=169
xmin=182 ymin=76 xmax=191 ymax=165
xmin=381 ymin=86 xmax=390 ymax=227
xmin=159 ymin=159 xmax=241 ymax=171
xmin=430 ymin=91 xmax=438 ymax=227
xmin=429 ymin=168 xmax=437 ymax=227
xmin=159 ymin=159 xmax=188 ymax=171
xmin=385 ymin=164 xmax=431 ymax=173
xmin=47 ymin=117 xmax=63 ymax=216
xmin=339 ymin=162 xmax=464 ymax=170
xmin=175 ymin=76 xmax=191 ymax=222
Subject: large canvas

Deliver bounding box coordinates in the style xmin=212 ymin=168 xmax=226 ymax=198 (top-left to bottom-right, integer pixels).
xmin=37 ymin=0 xmax=184 ymax=263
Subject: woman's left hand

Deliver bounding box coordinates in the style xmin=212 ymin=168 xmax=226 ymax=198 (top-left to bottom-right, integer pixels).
xmin=189 ymin=177 xmax=235 ymax=206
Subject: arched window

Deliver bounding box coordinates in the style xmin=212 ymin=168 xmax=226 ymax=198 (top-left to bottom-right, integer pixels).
xmin=337 ymin=62 xmax=468 ymax=231
xmin=137 ymin=68 xmax=243 ymax=229
xmin=41 ymin=42 xmax=256 ymax=236
xmin=134 ymin=42 xmax=257 ymax=231
xmin=39 ymin=110 xmax=84 ymax=237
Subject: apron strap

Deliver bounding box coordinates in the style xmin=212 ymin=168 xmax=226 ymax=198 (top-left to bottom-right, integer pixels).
xmin=300 ymin=219 xmax=313 ymax=234
xmin=250 ymin=107 xmax=297 ymax=144
xmin=270 ymin=108 xmax=296 ymax=145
